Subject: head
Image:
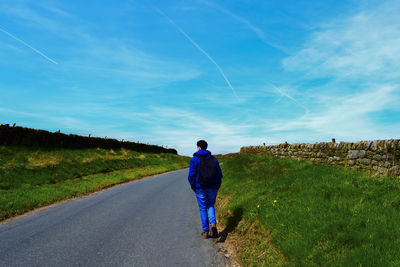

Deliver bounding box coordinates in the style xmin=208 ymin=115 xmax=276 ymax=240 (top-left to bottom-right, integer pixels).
xmin=196 ymin=140 xmax=208 ymax=151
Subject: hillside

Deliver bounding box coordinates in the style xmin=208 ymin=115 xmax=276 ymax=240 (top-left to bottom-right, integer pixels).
xmin=0 ymin=124 xmax=177 ymax=154
xmin=0 ymin=125 xmax=189 ymax=221
xmin=216 ymin=154 xmax=400 ymax=266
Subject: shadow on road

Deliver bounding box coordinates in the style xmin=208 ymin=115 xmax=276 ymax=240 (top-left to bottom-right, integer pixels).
xmin=216 ymin=206 xmax=243 ymax=243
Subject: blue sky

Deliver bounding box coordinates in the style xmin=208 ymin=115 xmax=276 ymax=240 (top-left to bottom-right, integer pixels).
xmin=1 ymin=0 xmax=399 ymax=155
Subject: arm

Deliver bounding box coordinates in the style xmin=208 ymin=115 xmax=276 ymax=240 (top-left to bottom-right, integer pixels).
xmin=188 ymin=157 xmax=198 ymax=191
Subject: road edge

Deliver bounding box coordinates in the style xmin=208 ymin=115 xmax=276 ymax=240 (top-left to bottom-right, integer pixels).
xmin=0 ymin=168 xmax=188 ymax=225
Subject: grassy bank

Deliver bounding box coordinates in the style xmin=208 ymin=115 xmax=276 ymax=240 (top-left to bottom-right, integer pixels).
xmin=216 ymin=154 xmax=400 ymax=266
xmin=0 ymin=145 xmax=189 ymax=221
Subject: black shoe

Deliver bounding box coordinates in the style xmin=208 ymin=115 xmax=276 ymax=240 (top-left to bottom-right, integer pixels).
xmin=210 ymin=224 xmax=218 ymax=238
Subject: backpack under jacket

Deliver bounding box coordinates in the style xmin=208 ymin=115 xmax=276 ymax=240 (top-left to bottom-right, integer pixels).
xmin=197 ymin=154 xmax=219 ymax=187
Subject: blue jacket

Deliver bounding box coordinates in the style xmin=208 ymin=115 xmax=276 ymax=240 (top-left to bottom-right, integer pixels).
xmin=188 ymin=149 xmax=223 ymax=191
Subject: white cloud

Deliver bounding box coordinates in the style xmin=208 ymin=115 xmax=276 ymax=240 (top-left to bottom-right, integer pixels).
xmin=71 ymin=42 xmax=201 ymax=86
xmin=0 ymin=2 xmax=203 ymax=93
xmin=0 ymin=106 xmax=144 ymax=141
xmin=135 ymin=106 xmax=268 ymax=155
xmin=267 ymin=84 xmax=398 ymax=134
xmin=272 ymin=0 xmax=400 ymax=143
xmin=199 ymin=0 xmax=289 ymax=53
xmin=282 ymin=0 xmax=400 ymax=80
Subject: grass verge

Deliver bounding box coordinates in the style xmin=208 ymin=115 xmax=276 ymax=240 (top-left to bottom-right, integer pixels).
xmin=0 ymin=145 xmax=189 ymax=221
xmin=216 ymin=154 xmax=400 ymax=266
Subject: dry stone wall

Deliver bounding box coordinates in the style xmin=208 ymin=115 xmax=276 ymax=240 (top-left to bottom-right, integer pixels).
xmin=240 ymin=140 xmax=400 ymax=177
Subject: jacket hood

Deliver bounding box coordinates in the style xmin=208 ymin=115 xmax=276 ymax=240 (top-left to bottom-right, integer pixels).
xmin=193 ymin=149 xmax=212 ymax=158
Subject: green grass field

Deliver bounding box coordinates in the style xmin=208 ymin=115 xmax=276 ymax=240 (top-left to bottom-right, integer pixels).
xmin=217 ymin=154 xmax=400 ymax=266
xmin=0 ymin=145 xmax=189 ymax=221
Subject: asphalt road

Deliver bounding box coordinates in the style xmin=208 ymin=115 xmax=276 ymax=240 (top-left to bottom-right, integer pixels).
xmin=0 ymin=169 xmax=226 ymax=267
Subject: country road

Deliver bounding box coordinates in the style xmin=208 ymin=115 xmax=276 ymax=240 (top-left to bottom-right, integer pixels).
xmin=0 ymin=169 xmax=227 ymax=267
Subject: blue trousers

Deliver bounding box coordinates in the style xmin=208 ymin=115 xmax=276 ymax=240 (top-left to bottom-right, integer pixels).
xmin=195 ymin=186 xmax=218 ymax=233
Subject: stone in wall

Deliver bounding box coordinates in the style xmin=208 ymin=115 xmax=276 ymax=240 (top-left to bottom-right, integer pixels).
xmin=347 ymin=150 xmax=359 ymax=159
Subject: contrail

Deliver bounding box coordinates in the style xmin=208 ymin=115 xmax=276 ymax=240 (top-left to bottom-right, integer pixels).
xmin=271 ymin=83 xmax=309 ymax=114
xmin=200 ymin=0 xmax=289 ymax=54
xmin=155 ymin=8 xmax=239 ymax=100
xmin=0 ymin=27 xmax=58 ymax=65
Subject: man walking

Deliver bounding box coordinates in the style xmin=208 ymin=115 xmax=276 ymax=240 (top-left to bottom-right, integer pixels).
xmin=188 ymin=140 xmax=223 ymax=239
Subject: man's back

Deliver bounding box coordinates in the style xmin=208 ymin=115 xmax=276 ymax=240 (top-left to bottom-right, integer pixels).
xmin=188 ymin=149 xmax=222 ymax=191
xmin=196 ymin=153 xmax=220 ymax=187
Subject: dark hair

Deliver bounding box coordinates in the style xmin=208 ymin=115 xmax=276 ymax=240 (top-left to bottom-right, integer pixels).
xmin=197 ymin=140 xmax=208 ymax=150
